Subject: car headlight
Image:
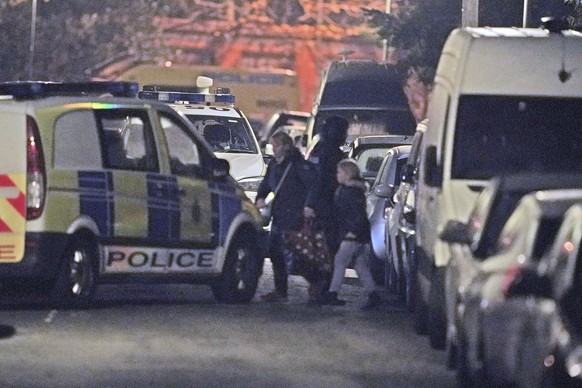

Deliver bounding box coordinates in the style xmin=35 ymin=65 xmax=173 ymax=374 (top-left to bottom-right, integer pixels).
xmin=237 ymin=176 xmax=263 ymax=192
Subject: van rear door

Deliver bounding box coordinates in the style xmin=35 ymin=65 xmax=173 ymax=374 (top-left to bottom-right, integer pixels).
xmin=0 ymin=112 xmax=27 ymax=262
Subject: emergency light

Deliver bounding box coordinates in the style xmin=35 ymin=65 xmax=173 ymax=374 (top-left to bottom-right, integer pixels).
xmin=139 ymin=75 xmax=235 ymax=105
xmin=139 ymin=88 xmax=235 ymax=104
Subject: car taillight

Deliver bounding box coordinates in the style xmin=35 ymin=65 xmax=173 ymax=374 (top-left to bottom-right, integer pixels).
xmin=26 ymin=116 xmax=45 ymax=220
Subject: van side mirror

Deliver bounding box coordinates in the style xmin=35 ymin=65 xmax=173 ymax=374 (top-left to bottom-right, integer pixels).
xmin=424 ymin=145 xmax=442 ymax=187
xmin=374 ymin=183 xmax=395 ymax=199
xmin=212 ymin=158 xmax=230 ymax=178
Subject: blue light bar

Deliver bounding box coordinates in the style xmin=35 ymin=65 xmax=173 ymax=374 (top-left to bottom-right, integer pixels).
xmin=138 ymin=90 xmax=235 ymax=104
xmin=0 ymin=81 xmax=139 ymax=100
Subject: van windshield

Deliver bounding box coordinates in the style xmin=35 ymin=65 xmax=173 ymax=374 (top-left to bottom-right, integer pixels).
xmin=452 ymin=95 xmax=582 ymax=180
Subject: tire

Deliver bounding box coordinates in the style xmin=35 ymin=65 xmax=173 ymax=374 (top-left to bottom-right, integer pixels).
xmin=428 ymin=266 xmax=447 ymax=349
xmin=517 ymin=314 xmax=553 ymax=388
xmin=457 ymin=327 xmax=473 ymax=388
xmin=211 ymin=231 xmax=261 ymax=304
xmin=369 ymin=251 xmax=386 ymax=286
xmin=404 ymin=237 xmax=415 ymax=311
xmin=412 ymin=269 xmax=428 ymax=335
xmin=445 ymin=335 xmax=457 ymax=370
xmin=50 ymin=233 xmax=98 ymax=309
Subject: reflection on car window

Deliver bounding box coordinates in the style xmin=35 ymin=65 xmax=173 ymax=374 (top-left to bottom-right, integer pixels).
xmin=186 ymin=116 xmax=257 ymax=153
xmin=99 ymin=111 xmax=158 ymax=172
xmin=160 ymin=115 xmax=201 ymax=176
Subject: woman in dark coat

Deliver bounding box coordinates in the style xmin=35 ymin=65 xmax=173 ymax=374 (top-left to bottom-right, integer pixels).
xmin=256 ymin=131 xmax=315 ymax=301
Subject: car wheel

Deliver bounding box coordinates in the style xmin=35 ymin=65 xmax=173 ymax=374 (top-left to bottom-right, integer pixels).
xmin=369 ymin=251 xmax=386 ymax=286
xmin=428 ymin=267 xmax=447 ymax=349
xmin=50 ymin=233 xmax=98 ymax=309
xmin=211 ymin=231 xmax=261 ymax=304
xmin=412 ymin=269 xmax=428 ymax=335
xmin=457 ymin=327 xmax=473 ymax=388
xmin=445 ymin=334 xmax=457 ymax=370
xmin=517 ymin=314 xmax=553 ymax=388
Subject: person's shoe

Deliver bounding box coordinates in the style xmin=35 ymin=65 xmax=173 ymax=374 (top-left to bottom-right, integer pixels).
xmin=261 ymin=291 xmax=288 ymax=302
xmin=318 ymin=291 xmax=346 ymax=306
xmin=361 ymin=291 xmax=382 ymax=310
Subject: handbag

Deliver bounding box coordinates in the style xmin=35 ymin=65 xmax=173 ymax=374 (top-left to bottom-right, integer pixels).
xmin=259 ymin=162 xmax=292 ymax=225
xmin=284 ymin=216 xmax=332 ymax=274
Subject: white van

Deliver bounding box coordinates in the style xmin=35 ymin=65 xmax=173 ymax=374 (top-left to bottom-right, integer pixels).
xmin=414 ymin=21 xmax=582 ymax=349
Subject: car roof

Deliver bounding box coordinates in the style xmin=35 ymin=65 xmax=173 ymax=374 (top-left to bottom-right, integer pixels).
xmin=472 ymin=174 xmax=582 ymax=258
xmin=351 ymin=135 xmax=414 ymax=148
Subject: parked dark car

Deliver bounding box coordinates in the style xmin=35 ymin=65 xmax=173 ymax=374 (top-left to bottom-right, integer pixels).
xmin=259 ymin=110 xmax=310 ymax=153
xmin=304 ymin=59 xmax=416 ymax=151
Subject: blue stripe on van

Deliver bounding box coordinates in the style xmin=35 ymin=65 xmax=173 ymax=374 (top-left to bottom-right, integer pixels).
xmin=146 ymin=174 xmax=180 ymax=241
xmin=211 ymin=181 xmax=241 ymax=246
xmin=78 ymin=171 xmax=114 ymax=237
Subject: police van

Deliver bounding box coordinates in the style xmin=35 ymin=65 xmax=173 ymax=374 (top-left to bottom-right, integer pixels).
xmin=0 ymin=81 xmax=265 ymax=307
xmin=138 ymin=77 xmax=266 ymax=203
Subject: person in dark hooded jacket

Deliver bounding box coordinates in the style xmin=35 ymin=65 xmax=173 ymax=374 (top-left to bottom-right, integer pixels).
xmin=304 ymin=116 xmax=348 ymax=255
xmin=318 ymin=158 xmax=381 ymax=309
xmin=256 ymin=131 xmax=315 ymax=302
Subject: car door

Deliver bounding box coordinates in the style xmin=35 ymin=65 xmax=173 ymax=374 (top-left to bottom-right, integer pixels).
xmin=157 ymin=112 xmax=214 ymax=248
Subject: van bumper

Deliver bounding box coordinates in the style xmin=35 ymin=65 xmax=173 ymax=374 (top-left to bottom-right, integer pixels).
xmin=0 ymin=232 xmax=68 ymax=281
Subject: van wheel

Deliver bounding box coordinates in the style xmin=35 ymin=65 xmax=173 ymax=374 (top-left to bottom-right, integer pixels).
xmin=50 ymin=234 xmax=98 ymax=309
xmin=211 ymin=231 xmax=261 ymax=304
xmin=428 ymin=267 xmax=447 ymax=349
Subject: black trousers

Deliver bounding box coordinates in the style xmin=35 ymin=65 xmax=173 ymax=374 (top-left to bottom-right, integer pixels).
xmin=268 ymin=225 xmax=288 ymax=296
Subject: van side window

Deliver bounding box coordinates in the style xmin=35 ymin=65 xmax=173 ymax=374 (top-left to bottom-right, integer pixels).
xmin=97 ymin=110 xmax=158 ymax=172
xmin=159 ymin=114 xmax=202 ymax=177
xmin=54 ymin=111 xmax=101 ymax=169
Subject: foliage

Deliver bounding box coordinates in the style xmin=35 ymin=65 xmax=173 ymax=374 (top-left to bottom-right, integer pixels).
xmin=0 ymin=0 xmax=171 ymax=81
xmin=365 ymin=0 xmax=579 ymax=87
xmin=565 ymin=0 xmax=582 ymax=28
xmin=364 ymin=1 xmax=460 ymax=86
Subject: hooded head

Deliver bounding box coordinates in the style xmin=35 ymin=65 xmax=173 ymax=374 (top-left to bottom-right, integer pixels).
xmin=321 ymin=116 xmax=348 ymax=147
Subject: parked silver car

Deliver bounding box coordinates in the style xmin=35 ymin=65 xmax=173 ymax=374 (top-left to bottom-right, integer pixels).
xmin=349 ymin=135 xmax=413 ymax=186
xmin=440 ymin=187 xmax=582 ymax=387
xmin=388 ymin=120 xmax=426 ymax=310
xmin=439 ymin=173 xmax=582 ymax=371
xmin=366 ymin=145 xmax=411 ymax=286
xmin=507 ymin=203 xmax=582 ymax=388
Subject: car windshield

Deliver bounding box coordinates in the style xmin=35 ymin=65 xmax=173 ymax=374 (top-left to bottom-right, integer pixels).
xmin=186 ymin=115 xmax=258 ymax=153
xmin=453 ymin=95 xmax=582 ymax=180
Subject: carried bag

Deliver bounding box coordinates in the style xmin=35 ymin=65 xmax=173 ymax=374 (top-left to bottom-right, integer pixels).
xmin=259 ymin=162 xmax=292 ymax=225
xmin=284 ymin=216 xmax=332 ymax=274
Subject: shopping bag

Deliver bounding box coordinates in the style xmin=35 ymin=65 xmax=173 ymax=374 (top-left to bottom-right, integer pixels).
xmin=284 ymin=217 xmax=332 ymax=274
